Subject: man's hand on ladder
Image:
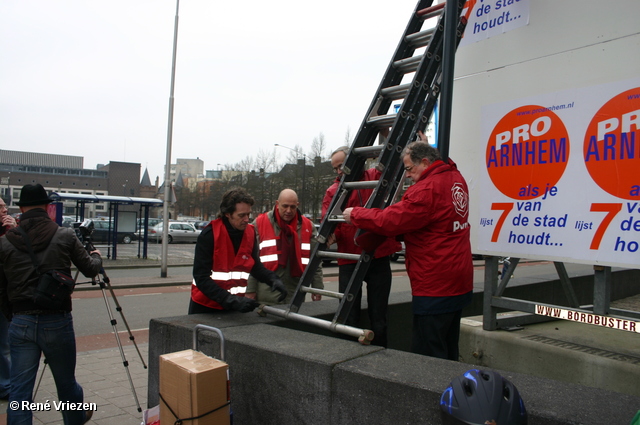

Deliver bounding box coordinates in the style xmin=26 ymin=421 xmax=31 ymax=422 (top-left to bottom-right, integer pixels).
xmin=270 ymin=279 xmax=288 ymax=302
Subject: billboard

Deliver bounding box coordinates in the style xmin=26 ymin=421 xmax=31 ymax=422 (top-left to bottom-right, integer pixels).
xmin=476 ymin=79 xmax=640 ymax=268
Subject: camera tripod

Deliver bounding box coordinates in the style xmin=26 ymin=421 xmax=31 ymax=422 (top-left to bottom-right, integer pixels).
xmin=33 ymin=237 xmax=146 ymax=413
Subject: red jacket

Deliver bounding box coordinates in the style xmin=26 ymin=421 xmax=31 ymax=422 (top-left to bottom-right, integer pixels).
xmin=322 ymin=168 xmax=401 ymax=265
xmin=350 ymin=160 xmax=473 ymax=297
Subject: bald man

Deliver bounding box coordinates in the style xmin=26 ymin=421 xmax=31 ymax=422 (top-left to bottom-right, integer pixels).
xmin=246 ymin=189 xmax=324 ymax=304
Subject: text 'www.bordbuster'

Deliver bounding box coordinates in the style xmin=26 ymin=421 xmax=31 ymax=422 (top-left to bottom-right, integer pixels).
xmin=9 ymin=401 xmax=97 ymax=411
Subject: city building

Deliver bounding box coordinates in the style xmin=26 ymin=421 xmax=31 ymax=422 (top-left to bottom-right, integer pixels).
xmin=0 ymin=149 xmax=158 ymax=219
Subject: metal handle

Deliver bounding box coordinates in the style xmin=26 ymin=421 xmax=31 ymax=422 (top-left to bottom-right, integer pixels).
xmin=193 ymin=324 xmax=225 ymax=361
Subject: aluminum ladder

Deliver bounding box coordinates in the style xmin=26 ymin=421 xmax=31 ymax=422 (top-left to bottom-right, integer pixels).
xmin=260 ymin=0 xmax=470 ymax=344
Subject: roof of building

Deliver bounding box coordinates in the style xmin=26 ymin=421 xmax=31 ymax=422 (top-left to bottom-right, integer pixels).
xmin=0 ymin=149 xmax=83 ymax=169
xmin=50 ymin=192 xmax=163 ymax=206
xmin=140 ymin=168 xmax=152 ymax=186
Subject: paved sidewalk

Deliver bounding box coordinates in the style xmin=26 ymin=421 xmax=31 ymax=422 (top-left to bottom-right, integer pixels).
xmin=0 ymin=343 xmax=149 ymax=425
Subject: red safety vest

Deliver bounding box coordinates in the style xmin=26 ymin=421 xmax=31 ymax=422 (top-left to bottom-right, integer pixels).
xmin=255 ymin=213 xmax=312 ymax=272
xmin=191 ymin=219 xmax=256 ymax=310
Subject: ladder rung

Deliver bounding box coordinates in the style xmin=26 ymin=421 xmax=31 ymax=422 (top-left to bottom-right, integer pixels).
xmin=417 ymin=2 xmax=446 ymax=19
xmin=380 ymin=83 xmax=411 ymax=100
xmin=405 ymin=27 xmax=437 ymax=48
xmin=343 ymin=180 xmax=377 ymax=190
xmin=259 ymin=305 xmax=374 ymax=344
xmin=367 ymin=114 xmax=396 ymax=128
xmin=393 ymin=55 xmax=423 ymax=73
xmin=327 ymin=216 xmax=345 ymax=223
xmin=301 ymin=286 xmax=344 ymax=300
xmin=317 ymin=250 xmax=361 ymax=262
xmin=353 ymin=145 xmax=384 ymax=158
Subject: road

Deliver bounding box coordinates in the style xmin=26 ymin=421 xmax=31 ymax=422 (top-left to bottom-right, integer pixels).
xmin=72 ymin=286 xmax=191 ymax=338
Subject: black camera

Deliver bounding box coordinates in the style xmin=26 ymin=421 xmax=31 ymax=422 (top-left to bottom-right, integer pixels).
xmin=75 ymin=219 xmax=95 ymax=246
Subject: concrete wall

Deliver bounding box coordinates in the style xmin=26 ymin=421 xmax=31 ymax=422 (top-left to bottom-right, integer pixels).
xmin=147 ymin=269 xmax=640 ymax=425
xmin=148 ymin=312 xmax=640 ymax=425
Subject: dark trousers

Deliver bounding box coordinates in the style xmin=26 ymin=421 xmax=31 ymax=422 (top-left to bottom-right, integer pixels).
xmin=338 ymin=257 xmax=392 ymax=347
xmin=411 ymin=309 xmax=463 ymax=360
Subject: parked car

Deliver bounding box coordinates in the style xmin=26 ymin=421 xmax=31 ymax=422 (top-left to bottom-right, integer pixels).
xmin=137 ymin=217 xmax=162 ymax=231
xmin=193 ymin=220 xmax=210 ymax=230
xmin=75 ymin=219 xmax=137 ymax=244
xmin=148 ymin=222 xmax=201 ymax=243
xmin=61 ymin=216 xmax=76 ymax=227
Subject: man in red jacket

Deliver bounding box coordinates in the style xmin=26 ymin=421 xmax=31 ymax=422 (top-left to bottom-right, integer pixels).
xmin=323 ymin=147 xmax=401 ymax=347
xmin=344 ymin=141 xmax=473 ymax=360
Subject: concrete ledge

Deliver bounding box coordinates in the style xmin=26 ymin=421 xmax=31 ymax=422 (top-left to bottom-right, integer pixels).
xmin=332 ymin=349 xmax=639 ymax=425
xmin=147 ymin=268 xmax=640 ymax=423
xmin=147 ymin=313 xmax=640 ymax=424
xmin=460 ymin=316 xmax=640 ymax=397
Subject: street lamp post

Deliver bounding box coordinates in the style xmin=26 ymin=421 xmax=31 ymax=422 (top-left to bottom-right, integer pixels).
xmin=161 ymin=0 xmax=180 ymax=278
xmin=274 ymin=144 xmax=309 ymax=214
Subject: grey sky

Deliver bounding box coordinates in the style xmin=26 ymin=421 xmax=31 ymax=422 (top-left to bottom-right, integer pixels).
xmin=1 ymin=0 xmax=420 ymax=182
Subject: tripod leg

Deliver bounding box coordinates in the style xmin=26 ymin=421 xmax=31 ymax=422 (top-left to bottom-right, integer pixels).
xmin=100 ymin=277 xmax=147 ymax=369
xmin=97 ymin=282 xmax=143 ymax=413
xmin=33 ymin=358 xmax=48 ymax=399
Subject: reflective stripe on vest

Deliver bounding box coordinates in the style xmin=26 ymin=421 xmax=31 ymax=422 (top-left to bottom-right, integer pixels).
xmin=210 ymin=271 xmax=251 ymax=281
xmin=259 ymin=254 xmax=278 ymax=263
xmin=259 ymin=239 xmax=277 ymax=250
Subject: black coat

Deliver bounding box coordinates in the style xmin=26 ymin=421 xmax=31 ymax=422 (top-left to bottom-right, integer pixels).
xmin=0 ymin=208 xmax=102 ymax=319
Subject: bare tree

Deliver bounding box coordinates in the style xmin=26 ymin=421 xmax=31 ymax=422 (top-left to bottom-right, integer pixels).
xmin=310 ymin=132 xmax=327 ymax=161
xmin=235 ymin=156 xmax=255 ymax=172
xmin=344 ymin=127 xmax=352 ymax=146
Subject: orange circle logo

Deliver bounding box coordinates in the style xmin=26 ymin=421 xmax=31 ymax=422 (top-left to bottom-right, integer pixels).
xmin=583 ymin=87 xmax=640 ymax=200
xmin=486 ymin=105 xmax=570 ymax=199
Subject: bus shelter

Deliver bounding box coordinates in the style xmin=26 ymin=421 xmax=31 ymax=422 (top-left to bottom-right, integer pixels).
xmin=49 ymin=192 xmax=163 ymax=260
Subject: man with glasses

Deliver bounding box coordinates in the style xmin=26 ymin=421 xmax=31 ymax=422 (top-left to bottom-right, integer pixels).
xmin=190 ymin=188 xmax=287 ymax=314
xmin=321 ymin=147 xmax=400 ymax=347
xmin=343 ymin=140 xmax=473 ymax=361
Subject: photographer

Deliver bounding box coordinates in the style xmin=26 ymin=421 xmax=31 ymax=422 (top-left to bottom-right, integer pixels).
xmin=0 ymin=184 xmax=102 ymax=425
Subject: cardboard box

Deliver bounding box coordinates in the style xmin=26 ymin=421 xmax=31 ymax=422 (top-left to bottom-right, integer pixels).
xmin=159 ymin=349 xmax=230 ymax=425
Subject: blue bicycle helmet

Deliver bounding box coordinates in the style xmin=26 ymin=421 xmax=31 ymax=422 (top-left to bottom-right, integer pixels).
xmin=440 ymin=369 xmax=528 ymax=425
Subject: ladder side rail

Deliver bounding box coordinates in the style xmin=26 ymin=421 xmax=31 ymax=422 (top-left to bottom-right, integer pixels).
xmin=367 ymin=0 xmax=435 ymax=118
xmin=284 ymin=0 xmax=440 ymax=324
xmin=319 ymin=0 xmax=439 ymax=229
xmin=365 ymin=41 xmax=445 ymax=210
xmin=288 ymin=244 xmax=326 ymax=313
xmin=332 ymin=252 xmax=375 ymax=325
xmin=368 ymin=1 xmax=469 ymax=211
xmin=372 ymin=78 xmax=444 ymax=212
xmin=336 ymin=0 xmax=435 ymax=194
xmin=369 ymin=13 xmax=448 ymax=193
xmin=352 ymin=36 xmax=447 ymax=217
xmin=289 ymin=184 xmax=358 ymax=311
xmin=336 ymin=4 xmax=455 ymax=243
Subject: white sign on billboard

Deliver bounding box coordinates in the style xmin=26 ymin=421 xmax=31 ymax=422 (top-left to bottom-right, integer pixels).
xmin=476 ymin=78 xmax=640 ymax=268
